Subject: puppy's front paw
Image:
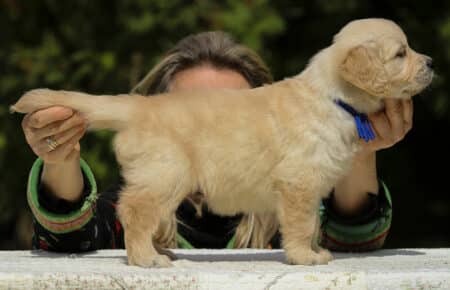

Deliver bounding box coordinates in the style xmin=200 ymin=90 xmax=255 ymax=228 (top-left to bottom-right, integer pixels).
xmin=128 ymin=254 xmax=173 ymax=268
xmin=286 ymin=248 xmax=333 ymax=265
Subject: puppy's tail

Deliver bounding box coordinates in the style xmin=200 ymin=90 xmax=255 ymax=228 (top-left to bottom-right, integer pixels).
xmin=10 ymin=89 xmax=139 ymax=131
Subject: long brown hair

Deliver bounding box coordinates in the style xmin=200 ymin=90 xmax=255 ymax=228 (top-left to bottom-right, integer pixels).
xmin=131 ymin=31 xmax=278 ymax=249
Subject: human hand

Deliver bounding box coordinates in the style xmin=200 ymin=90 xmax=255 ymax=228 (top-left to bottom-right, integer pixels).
xmin=22 ymin=106 xmax=87 ymax=164
xmin=361 ymin=99 xmax=413 ymax=153
xmin=333 ymin=99 xmax=413 ymax=215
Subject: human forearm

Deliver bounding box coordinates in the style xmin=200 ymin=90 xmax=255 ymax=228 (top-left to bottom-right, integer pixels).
xmin=41 ymin=153 xmax=84 ymax=202
xmin=332 ymin=151 xmax=379 ymax=216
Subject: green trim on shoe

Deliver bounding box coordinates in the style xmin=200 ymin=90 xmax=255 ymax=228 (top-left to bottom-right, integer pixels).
xmin=27 ymin=158 xmax=98 ymax=234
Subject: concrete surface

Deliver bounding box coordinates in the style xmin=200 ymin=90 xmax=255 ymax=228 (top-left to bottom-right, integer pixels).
xmin=0 ymin=248 xmax=449 ymax=289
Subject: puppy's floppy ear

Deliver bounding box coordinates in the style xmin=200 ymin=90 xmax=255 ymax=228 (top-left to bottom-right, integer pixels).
xmin=340 ymin=43 xmax=389 ymax=97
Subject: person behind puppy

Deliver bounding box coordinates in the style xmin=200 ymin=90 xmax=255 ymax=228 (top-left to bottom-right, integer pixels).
xmin=22 ymin=31 xmax=410 ymax=252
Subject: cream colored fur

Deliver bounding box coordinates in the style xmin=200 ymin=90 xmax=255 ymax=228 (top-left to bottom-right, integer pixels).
xmin=12 ymin=18 xmax=433 ymax=266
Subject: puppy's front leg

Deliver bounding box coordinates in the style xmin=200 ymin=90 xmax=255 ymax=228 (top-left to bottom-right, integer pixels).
xmin=277 ymin=181 xmax=333 ymax=265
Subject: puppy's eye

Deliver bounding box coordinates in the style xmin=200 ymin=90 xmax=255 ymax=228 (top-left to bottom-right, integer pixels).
xmin=395 ymin=49 xmax=406 ymax=58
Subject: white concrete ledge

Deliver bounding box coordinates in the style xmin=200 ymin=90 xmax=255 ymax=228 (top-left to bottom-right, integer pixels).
xmin=0 ymin=248 xmax=449 ymax=289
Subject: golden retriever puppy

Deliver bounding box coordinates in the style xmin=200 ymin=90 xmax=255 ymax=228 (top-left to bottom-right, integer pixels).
xmin=12 ymin=18 xmax=433 ymax=267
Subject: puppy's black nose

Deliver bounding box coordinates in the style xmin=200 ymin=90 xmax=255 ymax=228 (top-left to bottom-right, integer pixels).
xmin=426 ymin=58 xmax=433 ymax=69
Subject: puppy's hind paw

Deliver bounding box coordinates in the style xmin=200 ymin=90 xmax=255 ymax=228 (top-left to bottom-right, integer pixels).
xmin=316 ymin=247 xmax=333 ymax=262
xmin=128 ymin=254 xmax=173 ymax=268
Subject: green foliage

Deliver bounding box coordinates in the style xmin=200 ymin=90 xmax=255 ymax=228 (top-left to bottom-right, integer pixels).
xmin=1 ymin=0 xmax=449 ymax=249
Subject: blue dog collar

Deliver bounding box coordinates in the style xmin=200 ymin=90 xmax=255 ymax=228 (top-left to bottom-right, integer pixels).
xmin=334 ymin=99 xmax=375 ymax=142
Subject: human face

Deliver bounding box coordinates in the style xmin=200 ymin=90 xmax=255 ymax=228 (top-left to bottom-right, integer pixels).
xmin=169 ymin=64 xmax=251 ymax=92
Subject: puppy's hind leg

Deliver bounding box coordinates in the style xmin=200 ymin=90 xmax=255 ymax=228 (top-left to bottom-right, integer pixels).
xmin=116 ymin=146 xmax=194 ymax=268
xmin=117 ymin=187 xmax=173 ymax=267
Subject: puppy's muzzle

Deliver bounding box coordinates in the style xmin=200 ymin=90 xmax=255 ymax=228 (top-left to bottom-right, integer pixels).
xmin=425 ymin=57 xmax=433 ymax=70
xmin=416 ymin=55 xmax=434 ymax=87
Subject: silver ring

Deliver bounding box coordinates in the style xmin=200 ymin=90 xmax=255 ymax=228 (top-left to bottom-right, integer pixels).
xmin=46 ymin=136 xmax=59 ymax=151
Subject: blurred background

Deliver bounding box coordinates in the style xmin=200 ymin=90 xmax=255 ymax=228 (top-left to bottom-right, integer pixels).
xmin=1 ymin=0 xmax=449 ymax=250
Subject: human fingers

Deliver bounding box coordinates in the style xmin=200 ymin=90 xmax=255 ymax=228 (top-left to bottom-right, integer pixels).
xmin=384 ymin=99 xmax=406 ymax=143
xmin=368 ymin=111 xmax=391 ymax=142
xmin=21 ymin=114 xmax=34 ymax=145
xmin=403 ymin=99 xmax=414 ymax=133
xmin=51 ymin=124 xmax=86 ymax=148
xmin=32 ymin=124 xmax=85 ymax=157
xmin=21 ymin=113 xmax=58 ymax=157
xmin=357 ymin=112 xmax=389 ymax=153
xmin=41 ymin=129 xmax=85 ymax=164
xmin=27 ymin=106 xmax=74 ymax=129
xmin=32 ymin=112 xmax=86 ymax=141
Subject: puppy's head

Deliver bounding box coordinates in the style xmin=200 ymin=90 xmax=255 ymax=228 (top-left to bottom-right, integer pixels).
xmin=335 ymin=18 xmax=433 ymax=100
